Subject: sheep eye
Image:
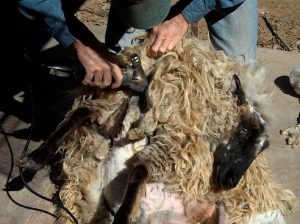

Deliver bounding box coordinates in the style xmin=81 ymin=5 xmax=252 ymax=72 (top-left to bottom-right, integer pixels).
xmin=240 ymin=128 xmax=251 ymax=142
xmin=241 ymin=128 xmax=248 ymax=136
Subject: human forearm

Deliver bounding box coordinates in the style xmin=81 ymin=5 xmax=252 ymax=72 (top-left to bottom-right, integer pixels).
xmin=181 ymin=0 xmax=216 ymax=24
xmin=181 ymin=0 xmax=245 ymax=23
xmin=17 ymin=0 xmax=76 ymax=47
xmin=73 ymin=39 xmax=123 ymax=88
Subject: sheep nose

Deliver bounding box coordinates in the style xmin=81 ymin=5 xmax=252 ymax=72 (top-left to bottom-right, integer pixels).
xmin=220 ymin=170 xmax=239 ymax=190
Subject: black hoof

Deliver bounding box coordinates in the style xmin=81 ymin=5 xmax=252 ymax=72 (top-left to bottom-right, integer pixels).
xmin=17 ymin=156 xmax=44 ymax=171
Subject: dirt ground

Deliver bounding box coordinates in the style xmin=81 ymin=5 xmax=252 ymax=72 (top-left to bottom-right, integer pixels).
xmin=257 ymin=0 xmax=300 ymax=52
xmin=76 ymin=0 xmax=300 ymax=52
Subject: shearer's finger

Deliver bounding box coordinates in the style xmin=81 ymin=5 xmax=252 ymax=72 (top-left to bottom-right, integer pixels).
xmin=111 ymin=64 xmax=123 ymax=89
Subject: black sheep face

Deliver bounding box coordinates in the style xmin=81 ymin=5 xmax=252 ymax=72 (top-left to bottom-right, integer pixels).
xmin=212 ymin=75 xmax=270 ymax=190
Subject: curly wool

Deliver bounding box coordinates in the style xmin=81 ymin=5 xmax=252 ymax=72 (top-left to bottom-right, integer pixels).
xmin=54 ymin=37 xmax=298 ymax=224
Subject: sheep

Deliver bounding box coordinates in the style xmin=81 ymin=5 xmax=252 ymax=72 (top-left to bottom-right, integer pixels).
xmin=279 ymin=66 xmax=300 ymax=147
xmin=280 ymin=123 xmax=300 ymax=147
xmin=19 ymin=36 xmax=298 ymax=224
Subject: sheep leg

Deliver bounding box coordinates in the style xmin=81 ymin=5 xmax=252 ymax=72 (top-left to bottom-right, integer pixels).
xmin=112 ymin=165 xmax=148 ymax=224
xmin=18 ymin=107 xmax=93 ymax=171
xmin=19 ymin=97 xmax=130 ymax=171
xmin=3 ymin=169 xmax=37 ymax=191
xmin=216 ymin=202 xmax=227 ymax=224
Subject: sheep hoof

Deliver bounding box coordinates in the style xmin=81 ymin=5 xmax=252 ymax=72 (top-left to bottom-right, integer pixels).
xmin=17 ymin=156 xmax=44 ymax=171
xmin=3 ymin=169 xmax=37 ymax=191
xmin=280 ymin=124 xmax=300 ymax=148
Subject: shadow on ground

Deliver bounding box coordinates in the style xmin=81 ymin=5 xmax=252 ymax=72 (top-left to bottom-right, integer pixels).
xmin=274 ymin=75 xmax=300 ymax=102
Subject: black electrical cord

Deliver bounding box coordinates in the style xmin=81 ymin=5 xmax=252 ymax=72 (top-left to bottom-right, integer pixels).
xmin=19 ymin=82 xmax=79 ymax=224
xmin=0 ymin=126 xmax=57 ymax=218
xmin=1 ymin=81 xmax=79 ymax=223
xmin=18 ymin=82 xmax=55 ymax=204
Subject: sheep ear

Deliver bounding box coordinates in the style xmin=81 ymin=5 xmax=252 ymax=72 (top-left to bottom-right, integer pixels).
xmin=231 ymin=74 xmax=246 ymax=105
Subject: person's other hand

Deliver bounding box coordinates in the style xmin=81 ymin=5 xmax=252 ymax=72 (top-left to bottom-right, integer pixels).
xmin=148 ymin=13 xmax=189 ymax=57
xmin=73 ymin=39 xmax=123 ymax=88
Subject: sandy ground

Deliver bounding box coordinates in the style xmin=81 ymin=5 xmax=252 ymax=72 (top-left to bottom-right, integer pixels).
xmin=257 ymin=0 xmax=300 ymax=51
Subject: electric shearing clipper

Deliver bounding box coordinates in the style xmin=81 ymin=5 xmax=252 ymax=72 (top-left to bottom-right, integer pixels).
xmin=120 ymin=53 xmax=148 ymax=92
xmin=42 ymin=53 xmax=148 ymax=93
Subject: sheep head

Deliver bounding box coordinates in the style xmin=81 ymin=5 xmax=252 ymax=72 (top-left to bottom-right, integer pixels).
xmin=212 ymin=75 xmax=269 ymax=190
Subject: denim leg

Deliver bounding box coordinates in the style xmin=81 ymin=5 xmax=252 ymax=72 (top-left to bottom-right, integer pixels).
xmin=205 ymin=0 xmax=258 ymax=64
xmin=105 ymin=7 xmax=146 ymax=53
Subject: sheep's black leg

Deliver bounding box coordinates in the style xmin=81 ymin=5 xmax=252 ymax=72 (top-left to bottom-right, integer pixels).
xmin=5 ymin=106 xmax=92 ymax=191
xmin=18 ymin=97 xmax=130 ymax=171
xmin=18 ymin=107 xmax=93 ymax=171
xmin=3 ymin=169 xmax=37 ymax=191
xmin=113 ymin=165 xmax=148 ymax=224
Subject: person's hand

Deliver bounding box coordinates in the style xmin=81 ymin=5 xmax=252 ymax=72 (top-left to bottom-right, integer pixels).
xmin=148 ymin=13 xmax=189 ymax=57
xmin=73 ymin=39 xmax=123 ymax=88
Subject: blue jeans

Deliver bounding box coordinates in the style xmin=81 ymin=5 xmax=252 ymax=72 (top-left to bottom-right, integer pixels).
xmin=205 ymin=0 xmax=258 ymax=64
xmin=105 ymin=0 xmax=258 ymax=64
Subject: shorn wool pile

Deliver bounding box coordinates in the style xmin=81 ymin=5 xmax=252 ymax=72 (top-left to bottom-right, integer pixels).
xmin=30 ymin=37 xmax=298 ymax=224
